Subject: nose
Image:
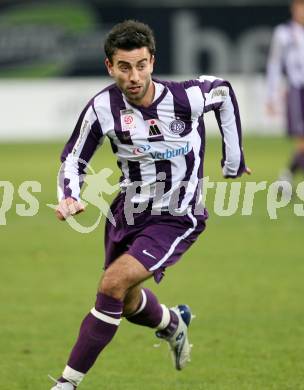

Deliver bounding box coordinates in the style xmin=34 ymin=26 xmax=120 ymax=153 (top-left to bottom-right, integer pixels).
xmin=129 ymin=67 xmax=139 ymax=83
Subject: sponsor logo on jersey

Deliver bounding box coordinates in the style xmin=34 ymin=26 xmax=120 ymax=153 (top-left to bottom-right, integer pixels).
xmin=133 ymin=145 xmax=151 ymax=155
xmin=132 ymin=142 xmax=189 ymax=160
xmin=147 ymin=119 xmax=162 ymax=137
xmin=169 ymin=119 xmax=186 ymax=135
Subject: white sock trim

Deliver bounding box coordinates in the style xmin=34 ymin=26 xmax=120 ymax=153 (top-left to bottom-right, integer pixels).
xmin=63 ymin=365 xmax=85 ymax=386
xmin=127 ymin=289 xmax=147 ymax=317
xmin=157 ymin=304 xmax=171 ymax=330
xmin=90 ymin=308 xmax=121 ymax=326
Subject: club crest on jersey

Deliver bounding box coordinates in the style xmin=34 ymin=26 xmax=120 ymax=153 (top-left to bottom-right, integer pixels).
xmin=169 ymin=119 xmax=185 ymax=135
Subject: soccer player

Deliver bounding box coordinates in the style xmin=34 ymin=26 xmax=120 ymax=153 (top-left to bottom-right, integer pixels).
xmin=50 ymin=20 xmax=250 ymax=389
xmin=266 ymin=0 xmax=304 ymax=184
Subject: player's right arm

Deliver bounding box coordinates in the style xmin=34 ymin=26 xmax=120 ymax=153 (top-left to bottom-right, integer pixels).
xmin=56 ymin=101 xmax=104 ymax=221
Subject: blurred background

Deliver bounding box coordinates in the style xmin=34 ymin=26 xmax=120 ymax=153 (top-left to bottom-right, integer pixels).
xmin=0 ymin=0 xmax=291 ymax=140
xmin=1 ymin=2 xmax=304 ymax=390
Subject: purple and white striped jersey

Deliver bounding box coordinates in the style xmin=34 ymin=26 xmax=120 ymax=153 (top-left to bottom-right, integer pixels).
xmin=267 ymin=21 xmax=304 ymax=101
xmin=58 ymin=76 xmax=245 ymax=212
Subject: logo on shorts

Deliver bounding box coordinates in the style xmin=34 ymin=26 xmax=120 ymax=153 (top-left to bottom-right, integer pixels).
xmin=169 ymin=119 xmax=185 ymax=135
xmin=142 ymin=249 xmax=157 ymax=259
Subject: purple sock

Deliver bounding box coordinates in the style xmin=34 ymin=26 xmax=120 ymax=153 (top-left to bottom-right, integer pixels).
xmin=289 ymin=151 xmax=304 ymax=174
xmin=65 ymin=293 xmax=123 ymax=374
xmin=126 ymin=288 xmax=163 ymax=328
xmin=157 ymin=310 xmax=179 ymax=337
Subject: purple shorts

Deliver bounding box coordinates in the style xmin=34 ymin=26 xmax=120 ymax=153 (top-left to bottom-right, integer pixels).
xmin=104 ymin=193 xmax=207 ymax=283
xmin=287 ymin=86 xmax=304 ymax=137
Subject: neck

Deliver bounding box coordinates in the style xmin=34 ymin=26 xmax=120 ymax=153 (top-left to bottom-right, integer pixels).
xmin=293 ymin=18 xmax=304 ymax=26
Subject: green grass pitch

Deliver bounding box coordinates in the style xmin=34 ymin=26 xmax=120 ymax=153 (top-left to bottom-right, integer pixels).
xmin=0 ymin=136 xmax=303 ymax=389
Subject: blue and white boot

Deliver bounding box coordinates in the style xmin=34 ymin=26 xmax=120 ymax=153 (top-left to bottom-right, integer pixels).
xmin=156 ymin=304 xmax=193 ymax=370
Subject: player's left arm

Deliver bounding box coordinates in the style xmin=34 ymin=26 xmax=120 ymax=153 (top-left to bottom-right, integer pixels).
xmin=201 ymin=76 xmax=251 ymax=179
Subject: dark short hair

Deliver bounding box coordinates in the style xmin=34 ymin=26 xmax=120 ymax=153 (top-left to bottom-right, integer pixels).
xmin=104 ymin=20 xmax=156 ymax=63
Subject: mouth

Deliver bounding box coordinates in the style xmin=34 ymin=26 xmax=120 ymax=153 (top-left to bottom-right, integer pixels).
xmin=127 ymin=85 xmax=142 ymax=94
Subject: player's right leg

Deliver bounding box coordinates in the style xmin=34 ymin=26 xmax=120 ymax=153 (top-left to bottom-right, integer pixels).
xmin=50 ymin=254 xmax=152 ymax=389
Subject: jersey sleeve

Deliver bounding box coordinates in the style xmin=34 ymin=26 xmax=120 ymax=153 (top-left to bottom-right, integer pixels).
xmin=266 ymin=26 xmax=285 ymax=103
xmin=199 ymin=75 xmax=246 ymax=178
xmin=57 ymin=101 xmax=104 ymax=201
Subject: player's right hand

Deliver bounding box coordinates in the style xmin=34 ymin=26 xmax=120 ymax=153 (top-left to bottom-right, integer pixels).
xmin=55 ymin=197 xmax=85 ymax=221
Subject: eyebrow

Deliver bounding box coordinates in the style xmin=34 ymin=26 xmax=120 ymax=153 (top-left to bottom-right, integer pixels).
xmin=117 ymin=58 xmax=148 ymax=66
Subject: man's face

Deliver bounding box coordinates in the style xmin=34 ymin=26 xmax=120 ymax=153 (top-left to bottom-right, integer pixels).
xmin=292 ymin=1 xmax=304 ymax=25
xmin=105 ymin=47 xmax=154 ymax=105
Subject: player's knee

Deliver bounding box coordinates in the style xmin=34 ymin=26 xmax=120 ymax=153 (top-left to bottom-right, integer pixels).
xmin=99 ymin=271 xmax=127 ymax=300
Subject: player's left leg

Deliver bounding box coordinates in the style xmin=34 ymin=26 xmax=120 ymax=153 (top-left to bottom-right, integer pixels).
xmin=124 ymin=285 xmax=178 ymax=335
xmin=120 ymin=207 xmax=207 ymax=370
xmin=123 ymin=285 xmax=192 ymax=370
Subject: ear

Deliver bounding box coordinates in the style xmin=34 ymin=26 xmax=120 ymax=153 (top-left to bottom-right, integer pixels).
xmin=105 ymin=58 xmax=113 ymax=77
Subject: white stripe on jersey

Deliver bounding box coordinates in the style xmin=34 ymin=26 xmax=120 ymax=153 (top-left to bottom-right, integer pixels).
xmin=94 ymin=90 xmax=114 ymax=130
xmin=179 ymin=85 xmax=205 ymax=210
xmin=120 ymin=96 xmax=157 ymax=202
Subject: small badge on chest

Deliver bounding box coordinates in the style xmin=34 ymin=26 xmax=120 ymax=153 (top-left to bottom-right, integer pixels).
xmin=120 ymin=109 xmax=136 ymax=133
